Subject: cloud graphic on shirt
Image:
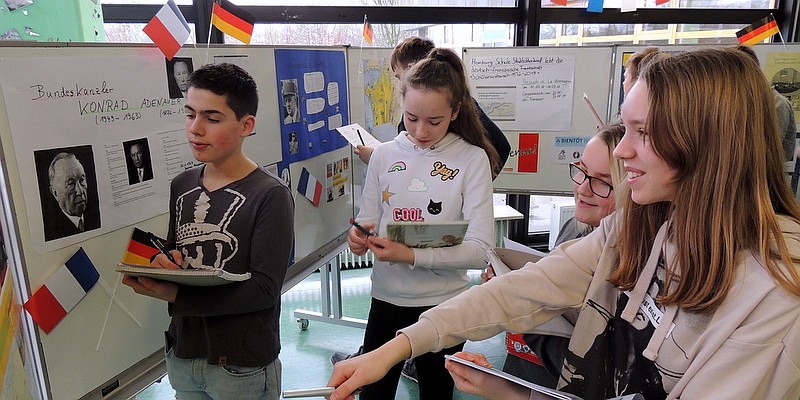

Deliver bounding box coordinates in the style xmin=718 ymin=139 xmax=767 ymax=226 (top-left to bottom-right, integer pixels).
xmin=407 ymin=178 xmax=428 ymax=192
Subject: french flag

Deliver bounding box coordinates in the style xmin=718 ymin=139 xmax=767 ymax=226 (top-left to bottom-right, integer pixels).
xmin=23 ymin=248 xmax=99 ymax=334
xmin=143 ymin=0 xmax=192 ymax=60
xmin=297 ymin=167 xmax=323 ymax=207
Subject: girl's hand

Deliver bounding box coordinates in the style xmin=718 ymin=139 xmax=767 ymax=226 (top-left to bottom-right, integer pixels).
xmin=481 ymin=265 xmax=496 ymax=283
xmin=347 ymin=223 xmax=376 ymax=255
xmin=354 ymin=145 xmax=374 ymax=164
xmin=328 ymin=335 xmax=411 ymax=400
xmin=366 ymin=236 xmax=414 ymax=264
xmin=445 ymin=352 xmax=532 ymax=400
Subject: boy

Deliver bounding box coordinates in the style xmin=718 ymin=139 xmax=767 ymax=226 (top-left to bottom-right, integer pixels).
xmin=123 ymin=63 xmax=294 ymax=400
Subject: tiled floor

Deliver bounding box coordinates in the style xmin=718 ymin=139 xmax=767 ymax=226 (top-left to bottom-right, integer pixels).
xmin=131 ymin=267 xmax=506 ymax=400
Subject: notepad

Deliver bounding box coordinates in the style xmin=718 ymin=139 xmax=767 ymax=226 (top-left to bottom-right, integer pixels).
xmin=386 ymin=221 xmax=469 ymax=248
xmin=444 ymin=355 xmax=583 ymax=400
xmin=115 ymin=263 xmax=251 ymax=286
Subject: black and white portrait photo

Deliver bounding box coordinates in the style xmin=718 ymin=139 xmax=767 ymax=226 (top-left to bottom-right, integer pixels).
xmin=281 ymin=79 xmax=300 ymax=124
xmin=166 ymin=57 xmax=194 ymax=99
xmin=34 ymin=145 xmax=102 ymax=242
xmin=123 ymin=138 xmax=154 ymax=185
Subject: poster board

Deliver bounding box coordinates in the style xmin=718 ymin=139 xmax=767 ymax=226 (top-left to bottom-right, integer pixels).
xmin=462 ymin=46 xmax=615 ymax=195
xmin=0 ymin=42 xmax=353 ymax=399
xmin=344 ymin=47 xmax=401 ymax=215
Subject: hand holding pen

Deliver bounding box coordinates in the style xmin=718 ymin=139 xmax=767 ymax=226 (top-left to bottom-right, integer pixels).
xmin=348 ymin=218 xmax=376 ymax=255
xmin=149 ymin=233 xmax=182 ymax=270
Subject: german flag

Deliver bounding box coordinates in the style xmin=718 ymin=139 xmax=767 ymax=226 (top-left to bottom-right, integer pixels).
xmin=211 ymin=0 xmax=255 ymax=45
xmin=362 ymin=16 xmax=374 ymax=45
xmin=122 ymin=228 xmax=162 ymax=266
xmin=736 ymin=15 xmax=779 ymax=45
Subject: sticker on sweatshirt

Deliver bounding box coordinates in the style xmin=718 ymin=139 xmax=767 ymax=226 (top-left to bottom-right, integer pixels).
xmin=393 ymin=207 xmax=425 ymax=221
xmin=430 ymin=161 xmax=459 ymax=181
xmin=382 ymin=185 xmax=395 ymax=205
xmin=427 ymin=199 xmax=442 ymax=215
xmin=407 ymin=177 xmax=428 ymax=192
xmin=388 ymin=161 xmax=406 ymax=173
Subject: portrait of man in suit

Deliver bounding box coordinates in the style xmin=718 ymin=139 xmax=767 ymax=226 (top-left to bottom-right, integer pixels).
xmin=124 ymin=138 xmax=154 ymax=184
xmin=281 ymin=79 xmax=300 ymax=124
xmin=166 ymin=57 xmax=194 ymax=99
xmin=34 ymin=146 xmax=102 ymax=241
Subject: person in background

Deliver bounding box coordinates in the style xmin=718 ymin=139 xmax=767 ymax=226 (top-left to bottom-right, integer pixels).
xmin=328 ymin=47 xmax=800 ymax=400
xmin=736 ymin=44 xmax=797 ymax=162
xmin=499 ymin=123 xmax=625 ymax=388
xmin=354 ymin=36 xmax=511 ymax=179
xmin=122 ymin=63 xmax=294 ymax=400
xmin=344 ymin=47 xmax=498 ymax=400
xmin=622 ymin=46 xmax=661 ymax=97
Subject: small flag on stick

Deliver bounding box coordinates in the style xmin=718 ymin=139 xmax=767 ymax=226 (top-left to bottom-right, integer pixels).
xmin=363 ymin=15 xmax=374 ymax=45
xmin=122 ymin=228 xmax=162 ymax=266
xmin=298 ymin=167 xmax=323 ymax=207
xmin=143 ymin=0 xmax=192 ymax=60
xmin=736 ymin=14 xmax=779 ymax=45
xmin=211 ymin=0 xmax=256 ymax=45
xmin=23 ymin=248 xmax=99 ymax=334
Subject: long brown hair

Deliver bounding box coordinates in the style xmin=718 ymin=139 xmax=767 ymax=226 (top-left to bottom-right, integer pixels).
xmin=612 ymin=47 xmax=800 ymax=312
xmin=401 ymin=47 xmax=501 ymax=175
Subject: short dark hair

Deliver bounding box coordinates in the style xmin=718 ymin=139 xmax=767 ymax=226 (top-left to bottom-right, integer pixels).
xmin=390 ymin=36 xmax=436 ymax=71
xmin=187 ymin=63 xmax=258 ymax=119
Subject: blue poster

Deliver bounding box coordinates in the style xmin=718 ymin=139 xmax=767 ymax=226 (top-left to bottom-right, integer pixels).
xmin=275 ymin=49 xmax=350 ymax=164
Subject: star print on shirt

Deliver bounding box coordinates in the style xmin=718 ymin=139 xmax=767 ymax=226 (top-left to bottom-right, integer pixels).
xmin=382 ymin=185 xmax=395 ymax=205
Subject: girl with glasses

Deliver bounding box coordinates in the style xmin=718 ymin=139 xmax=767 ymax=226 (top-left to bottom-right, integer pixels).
xmin=500 ymin=123 xmax=626 ymax=388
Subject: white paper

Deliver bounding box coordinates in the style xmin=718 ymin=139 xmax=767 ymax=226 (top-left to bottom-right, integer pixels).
xmin=336 ymin=123 xmax=382 ymax=148
xmin=503 ymin=237 xmax=547 ymax=258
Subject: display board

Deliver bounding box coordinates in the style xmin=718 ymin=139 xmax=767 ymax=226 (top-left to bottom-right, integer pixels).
xmin=0 ymin=42 xmax=353 ymax=399
xmin=462 ymin=46 xmax=615 ymax=195
xmin=344 ymin=46 xmax=401 ymax=214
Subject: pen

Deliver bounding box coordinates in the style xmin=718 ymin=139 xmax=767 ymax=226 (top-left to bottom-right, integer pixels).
xmin=283 ymin=387 xmax=362 ymax=398
xmin=356 ymin=129 xmax=365 ymax=146
xmin=149 ymin=233 xmax=177 ymax=265
xmin=350 ymin=217 xmax=374 ymax=237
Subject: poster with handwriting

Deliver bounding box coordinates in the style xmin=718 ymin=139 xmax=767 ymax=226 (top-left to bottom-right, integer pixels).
xmin=0 ymin=53 xmax=197 ymax=254
xmin=468 ymin=54 xmax=575 ymax=131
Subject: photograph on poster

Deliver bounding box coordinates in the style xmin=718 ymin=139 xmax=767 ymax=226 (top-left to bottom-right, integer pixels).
xmin=166 ymin=57 xmax=194 ymax=99
xmin=33 ymin=145 xmax=101 ymax=241
xmin=123 ymin=138 xmax=154 ymax=185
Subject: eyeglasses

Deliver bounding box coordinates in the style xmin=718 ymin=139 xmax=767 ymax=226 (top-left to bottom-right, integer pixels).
xmin=569 ymin=162 xmax=614 ymax=198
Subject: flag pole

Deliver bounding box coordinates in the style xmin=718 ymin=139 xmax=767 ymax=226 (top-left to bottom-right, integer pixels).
xmin=773 ymin=13 xmax=788 ymax=51
xmin=206 ymin=2 xmax=215 ymax=66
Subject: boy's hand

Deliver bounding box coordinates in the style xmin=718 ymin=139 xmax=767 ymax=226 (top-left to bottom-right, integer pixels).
xmin=121 ymin=275 xmax=178 ymax=303
xmin=151 ymin=251 xmax=183 ymax=270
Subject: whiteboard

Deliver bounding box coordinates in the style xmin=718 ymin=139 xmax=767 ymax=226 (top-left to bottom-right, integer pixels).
xmin=0 ymin=43 xmax=354 ymax=399
xmin=462 ymin=46 xmax=615 ymax=195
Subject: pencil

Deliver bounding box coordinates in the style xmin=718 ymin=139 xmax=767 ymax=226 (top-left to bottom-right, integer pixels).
xmin=356 ymin=129 xmax=365 ymax=146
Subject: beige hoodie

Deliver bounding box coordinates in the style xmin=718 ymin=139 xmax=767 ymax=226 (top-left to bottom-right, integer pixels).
xmin=401 ymin=212 xmax=800 ymax=399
